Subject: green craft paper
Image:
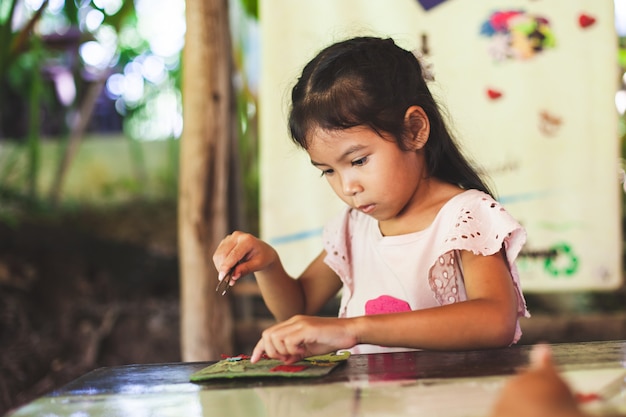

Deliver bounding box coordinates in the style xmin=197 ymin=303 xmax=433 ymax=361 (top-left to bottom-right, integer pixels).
xmin=190 ymin=352 xmax=350 ymax=382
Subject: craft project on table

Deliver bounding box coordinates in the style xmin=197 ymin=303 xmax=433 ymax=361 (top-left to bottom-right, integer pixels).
xmin=190 ymin=351 xmax=351 ymax=382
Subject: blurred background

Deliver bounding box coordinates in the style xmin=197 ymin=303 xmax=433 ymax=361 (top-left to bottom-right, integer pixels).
xmin=0 ymin=0 xmax=259 ymax=413
xmin=0 ymin=0 xmax=625 ymax=415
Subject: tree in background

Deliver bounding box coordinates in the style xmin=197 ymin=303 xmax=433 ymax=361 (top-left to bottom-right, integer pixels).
xmin=179 ymin=0 xmax=258 ymax=360
xmin=179 ymin=0 xmax=239 ymax=360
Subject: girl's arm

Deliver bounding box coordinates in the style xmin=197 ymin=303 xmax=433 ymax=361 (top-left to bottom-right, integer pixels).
xmin=213 ymin=231 xmax=342 ymax=321
xmin=255 ymin=249 xmax=342 ymax=320
xmin=251 ymin=248 xmax=519 ymax=362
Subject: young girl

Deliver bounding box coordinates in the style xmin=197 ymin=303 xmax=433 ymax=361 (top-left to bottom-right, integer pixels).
xmin=213 ymin=36 xmax=529 ymax=364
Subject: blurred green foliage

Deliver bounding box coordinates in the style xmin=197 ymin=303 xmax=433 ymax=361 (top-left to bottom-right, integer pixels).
xmin=0 ymin=0 xmax=260 ymax=239
xmin=0 ymin=1 xmax=140 ymax=206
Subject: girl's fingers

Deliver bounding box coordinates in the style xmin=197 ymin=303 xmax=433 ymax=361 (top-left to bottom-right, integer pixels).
xmin=283 ymin=332 xmax=308 ymax=356
xmin=251 ymin=321 xmax=308 ymax=363
xmin=250 ymin=340 xmax=265 ymax=363
xmin=253 ymin=329 xmax=283 ymax=362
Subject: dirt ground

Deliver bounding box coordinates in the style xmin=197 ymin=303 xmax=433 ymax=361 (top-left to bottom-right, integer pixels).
xmin=0 ymin=200 xmax=181 ymax=416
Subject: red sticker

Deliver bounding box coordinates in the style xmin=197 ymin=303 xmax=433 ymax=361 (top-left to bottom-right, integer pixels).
xmin=575 ymin=392 xmax=602 ymax=403
xmin=221 ymin=353 xmax=251 ymax=360
xmin=270 ymin=365 xmax=308 ymax=373
xmin=578 ymin=14 xmax=596 ymax=28
xmin=487 ymin=89 xmax=503 ymax=100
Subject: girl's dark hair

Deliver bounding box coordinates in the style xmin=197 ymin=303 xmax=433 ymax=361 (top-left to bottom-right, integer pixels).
xmin=288 ymin=36 xmax=493 ymax=196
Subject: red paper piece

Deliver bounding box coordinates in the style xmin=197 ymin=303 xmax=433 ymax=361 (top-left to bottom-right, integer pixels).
xmin=578 ymin=14 xmax=596 ymax=28
xmin=221 ymin=353 xmax=251 ymax=360
xmin=487 ymin=89 xmax=503 ymax=100
xmin=575 ymin=392 xmax=602 ymax=403
xmin=270 ymin=364 xmax=308 ymax=373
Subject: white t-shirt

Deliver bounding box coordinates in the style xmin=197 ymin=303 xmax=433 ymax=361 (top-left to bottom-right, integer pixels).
xmin=322 ymin=189 xmax=529 ymax=354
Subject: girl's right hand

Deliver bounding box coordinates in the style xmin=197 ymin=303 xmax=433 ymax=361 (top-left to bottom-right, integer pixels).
xmin=212 ymin=231 xmax=279 ymax=287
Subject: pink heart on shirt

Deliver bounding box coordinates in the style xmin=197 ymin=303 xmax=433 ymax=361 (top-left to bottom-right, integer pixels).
xmin=365 ymin=295 xmax=411 ymax=315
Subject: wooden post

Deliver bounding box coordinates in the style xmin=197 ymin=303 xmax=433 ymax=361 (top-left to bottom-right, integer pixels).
xmin=179 ymin=0 xmax=234 ymax=361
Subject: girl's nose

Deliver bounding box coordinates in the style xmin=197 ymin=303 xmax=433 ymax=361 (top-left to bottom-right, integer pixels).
xmin=342 ymin=178 xmax=363 ymax=196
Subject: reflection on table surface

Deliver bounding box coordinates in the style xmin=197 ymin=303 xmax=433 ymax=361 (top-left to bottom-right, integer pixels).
xmin=7 ymin=340 xmax=626 ymax=417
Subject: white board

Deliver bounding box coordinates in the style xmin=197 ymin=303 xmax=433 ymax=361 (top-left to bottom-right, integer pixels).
xmin=259 ymin=0 xmax=621 ymax=291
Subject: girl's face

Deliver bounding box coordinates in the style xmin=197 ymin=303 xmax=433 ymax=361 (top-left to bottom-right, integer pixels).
xmin=306 ymin=125 xmax=429 ymax=231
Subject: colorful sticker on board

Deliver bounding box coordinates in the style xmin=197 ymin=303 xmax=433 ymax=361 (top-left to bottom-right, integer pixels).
xmin=538 ymin=110 xmax=563 ymax=136
xmin=480 ymin=10 xmax=556 ymax=61
xmin=486 ymin=88 xmax=504 ymax=100
xmin=416 ymin=0 xmax=450 ymax=11
xmin=578 ymin=13 xmax=596 ymax=29
xmin=544 ymin=242 xmax=579 ymax=277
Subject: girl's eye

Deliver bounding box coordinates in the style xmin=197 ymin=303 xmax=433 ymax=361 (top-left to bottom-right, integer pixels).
xmin=352 ymin=156 xmax=368 ymax=167
xmin=320 ymin=168 xmax=334 ymax=177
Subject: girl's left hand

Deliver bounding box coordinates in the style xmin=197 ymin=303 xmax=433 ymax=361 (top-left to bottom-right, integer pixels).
xmin=250 ymin=315 xmax=358 ymax=364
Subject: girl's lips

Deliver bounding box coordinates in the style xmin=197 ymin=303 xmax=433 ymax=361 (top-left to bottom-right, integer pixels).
xmin=358 ymin=204 xmax=375 ymax=214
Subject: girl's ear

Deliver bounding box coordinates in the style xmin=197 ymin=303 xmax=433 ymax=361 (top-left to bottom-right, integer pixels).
xmin=404 ymin=105 xmax=430 ymax=151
